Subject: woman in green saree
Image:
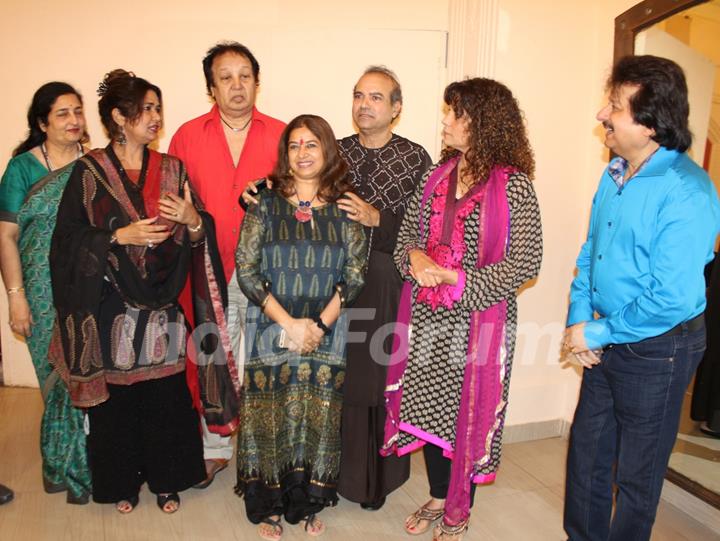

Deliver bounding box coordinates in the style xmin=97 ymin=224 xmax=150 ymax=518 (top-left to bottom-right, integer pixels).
xmin=0 ymin=82 xmax=91 ymax=504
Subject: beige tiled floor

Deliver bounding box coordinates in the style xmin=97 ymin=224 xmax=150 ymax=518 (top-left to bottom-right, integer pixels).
xmin=0 ymin=387 xmax=718 ymax=540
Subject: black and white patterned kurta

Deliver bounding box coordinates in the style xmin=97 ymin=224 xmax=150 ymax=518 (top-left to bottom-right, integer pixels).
xmin=393 ymin=168 xmax=542 ymax=472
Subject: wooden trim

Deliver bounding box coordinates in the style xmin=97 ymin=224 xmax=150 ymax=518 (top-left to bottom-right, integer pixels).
xmin=614 ymin=0 xmax=708 ymax=62
xmin=665 ymin=467 xmax=720 ymax=510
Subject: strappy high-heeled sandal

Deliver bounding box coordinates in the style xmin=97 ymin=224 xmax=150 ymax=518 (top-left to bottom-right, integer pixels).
xmin=432 ymin=517 xmax=469 ymax=541
xmin=404 ymin=501 xmax=445 ymax=535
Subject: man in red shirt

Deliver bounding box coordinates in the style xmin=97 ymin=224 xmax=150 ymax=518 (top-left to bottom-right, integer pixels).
xmin=169 ymin=41 xmax=285 ymax=488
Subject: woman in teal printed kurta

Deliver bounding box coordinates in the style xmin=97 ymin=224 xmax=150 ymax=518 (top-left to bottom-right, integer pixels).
xmin=235 ymin=115 xmax=366 ymax=540
xmin=0 ymin=83 xmax=91 ymax=503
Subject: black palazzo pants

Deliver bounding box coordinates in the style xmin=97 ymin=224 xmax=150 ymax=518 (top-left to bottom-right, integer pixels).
xmin=87 ymin=372 xmax=205 ymax=502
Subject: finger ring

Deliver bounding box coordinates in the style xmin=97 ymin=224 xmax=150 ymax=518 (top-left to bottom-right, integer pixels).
xmin=147 ymin=241 xmax=154 ymax=248
xmin=353 ymin=209 xmax=359 ymax=216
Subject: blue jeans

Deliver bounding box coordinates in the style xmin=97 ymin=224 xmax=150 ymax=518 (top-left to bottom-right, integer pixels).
xmin=563 ymin=326 xmax=705 ymax=541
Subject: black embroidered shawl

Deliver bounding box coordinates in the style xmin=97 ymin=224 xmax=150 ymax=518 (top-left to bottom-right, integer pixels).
xmin=49 ymin=147 xmax=240 ymax=433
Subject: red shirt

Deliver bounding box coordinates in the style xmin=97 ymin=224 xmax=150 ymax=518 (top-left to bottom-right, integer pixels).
xmin=169 ymin=105 xmax=285 ymax=280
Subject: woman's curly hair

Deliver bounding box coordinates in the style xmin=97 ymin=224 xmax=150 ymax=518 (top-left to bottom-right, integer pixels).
xmin=440 ymin=78 xmax=535 ymax=184
xmin=270 ymin=114 xmax=351 ymax=202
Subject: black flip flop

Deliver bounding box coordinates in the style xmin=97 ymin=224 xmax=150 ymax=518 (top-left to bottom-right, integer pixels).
xmin=259 ymin=517 xmax=283 ymax=541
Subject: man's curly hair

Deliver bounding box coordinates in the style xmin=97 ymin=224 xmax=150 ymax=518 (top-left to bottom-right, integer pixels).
xmin=440 ymin=78 xmax=535 ymax=184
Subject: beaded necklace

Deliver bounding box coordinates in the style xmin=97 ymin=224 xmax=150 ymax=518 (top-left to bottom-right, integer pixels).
xmin=40 ymin=142 xmax=83 ymax=171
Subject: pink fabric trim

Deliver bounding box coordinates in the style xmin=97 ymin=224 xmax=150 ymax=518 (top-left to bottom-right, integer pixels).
xmin=395 ymin=439 xmax=425 ymax=456
xmin=448 ymin=270 xmax=466 ymax=302
xmin=472 ymin=473 xmax=496 ymax=484
xmin=398 ymin=422 xmax=452 ymax=453
xmin=393 ymin=422 xmax=496 ymax=485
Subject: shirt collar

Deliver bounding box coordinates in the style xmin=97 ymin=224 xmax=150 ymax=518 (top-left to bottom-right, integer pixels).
xmin=607 ymin=146 xmax=677 ymax=187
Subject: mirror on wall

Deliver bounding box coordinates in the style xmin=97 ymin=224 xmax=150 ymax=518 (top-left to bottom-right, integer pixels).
xmin=616 ymin=0 xmax=720 ymax=509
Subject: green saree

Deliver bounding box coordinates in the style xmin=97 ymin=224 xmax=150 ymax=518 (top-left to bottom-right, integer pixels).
xmin=15 ymin=160 xmax=91 ymax=503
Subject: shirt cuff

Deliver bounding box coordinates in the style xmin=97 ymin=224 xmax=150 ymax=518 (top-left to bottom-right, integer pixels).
xmin=583 ymin=319 xmax=612 ymax=350
xmin=567 ymin=302 xmax=593 ymax=327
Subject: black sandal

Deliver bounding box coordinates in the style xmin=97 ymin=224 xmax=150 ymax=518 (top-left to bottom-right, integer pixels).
xmin=156 ymin=492 xmax=180 ymax=514
xmin=116 ymin=494 xmax=139 ymax=514
xmin=302 ymin=513 xmax=325 ymax=537
xmin=258 ymin=516 xmax=283 ymax=540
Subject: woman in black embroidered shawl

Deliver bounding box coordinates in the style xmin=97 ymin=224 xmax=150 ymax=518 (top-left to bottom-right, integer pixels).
xmin=50 ymin=70 xmax=239 ymax=514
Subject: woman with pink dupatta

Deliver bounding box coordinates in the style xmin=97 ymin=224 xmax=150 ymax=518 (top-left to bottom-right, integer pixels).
xmin=382 ymin=78 xmax=542 ymax=540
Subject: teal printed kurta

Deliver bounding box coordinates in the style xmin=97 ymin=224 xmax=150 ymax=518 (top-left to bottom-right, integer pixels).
xmin=235 ymin=189 xmax=366 ymax=513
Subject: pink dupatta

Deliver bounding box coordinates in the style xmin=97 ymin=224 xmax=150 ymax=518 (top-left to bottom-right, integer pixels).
xmin=381 ymin=157 xmax=511 ymax=526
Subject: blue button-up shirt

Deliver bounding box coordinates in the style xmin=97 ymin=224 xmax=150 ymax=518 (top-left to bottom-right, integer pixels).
xmin=568 ymin=146 xmax=720 ymax=349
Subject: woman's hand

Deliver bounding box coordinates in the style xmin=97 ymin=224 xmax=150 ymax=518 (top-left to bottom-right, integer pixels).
xmin=337 ymin=193 xmax=380 ymax=227
xmin=115 ymin=216 xmax=170 ymax=248
xmin=8 ymin=293 xmax=33 ymax=337
xmin=409 ymin=249 xmax=443 ymax=287
xmin=425 ymin=267 xmax=459 ymax=286
xmin=284 ymin=318 xmax=323 ymax=354
xmin=158 ymin=184 xmax=201 ymax=227
xmin=241 ymin=178 xmax=273 ymax=206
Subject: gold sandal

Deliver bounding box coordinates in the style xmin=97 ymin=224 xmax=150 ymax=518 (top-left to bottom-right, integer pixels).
xmin=404 ymin=501 xmax=445 ymax=535
xmin=432 ymin=518 xmax=469 ymax=541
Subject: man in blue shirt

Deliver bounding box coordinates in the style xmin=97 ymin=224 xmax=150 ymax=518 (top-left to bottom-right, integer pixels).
xmin=563 ymin=55 xmax=720 ymax=541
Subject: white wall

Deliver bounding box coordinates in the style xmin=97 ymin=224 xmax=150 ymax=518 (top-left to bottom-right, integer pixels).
xmin=0 ymin=0 xmax=644 ymax=432
xmin=0 ymin=0 xmax=450 ymax=387
xmin=495 ymin=0 xmax=639 ymax=425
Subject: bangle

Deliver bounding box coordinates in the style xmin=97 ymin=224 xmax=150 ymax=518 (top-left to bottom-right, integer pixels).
xmin=6 ymin=287 xmax=25 ymax=295
xmin=187 ymin=217 xmax=203 ymax=233
xmin=109 ymin=233 xmax=118 ymax=245
xmin=313 ymin=316 xmax=331 ymax=335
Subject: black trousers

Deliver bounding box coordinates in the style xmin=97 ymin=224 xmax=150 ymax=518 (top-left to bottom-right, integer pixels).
xmin=87 ymin=372 xmax=205 ymax=503
xmin=423 ymin=444 xmax=476 ymax=507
